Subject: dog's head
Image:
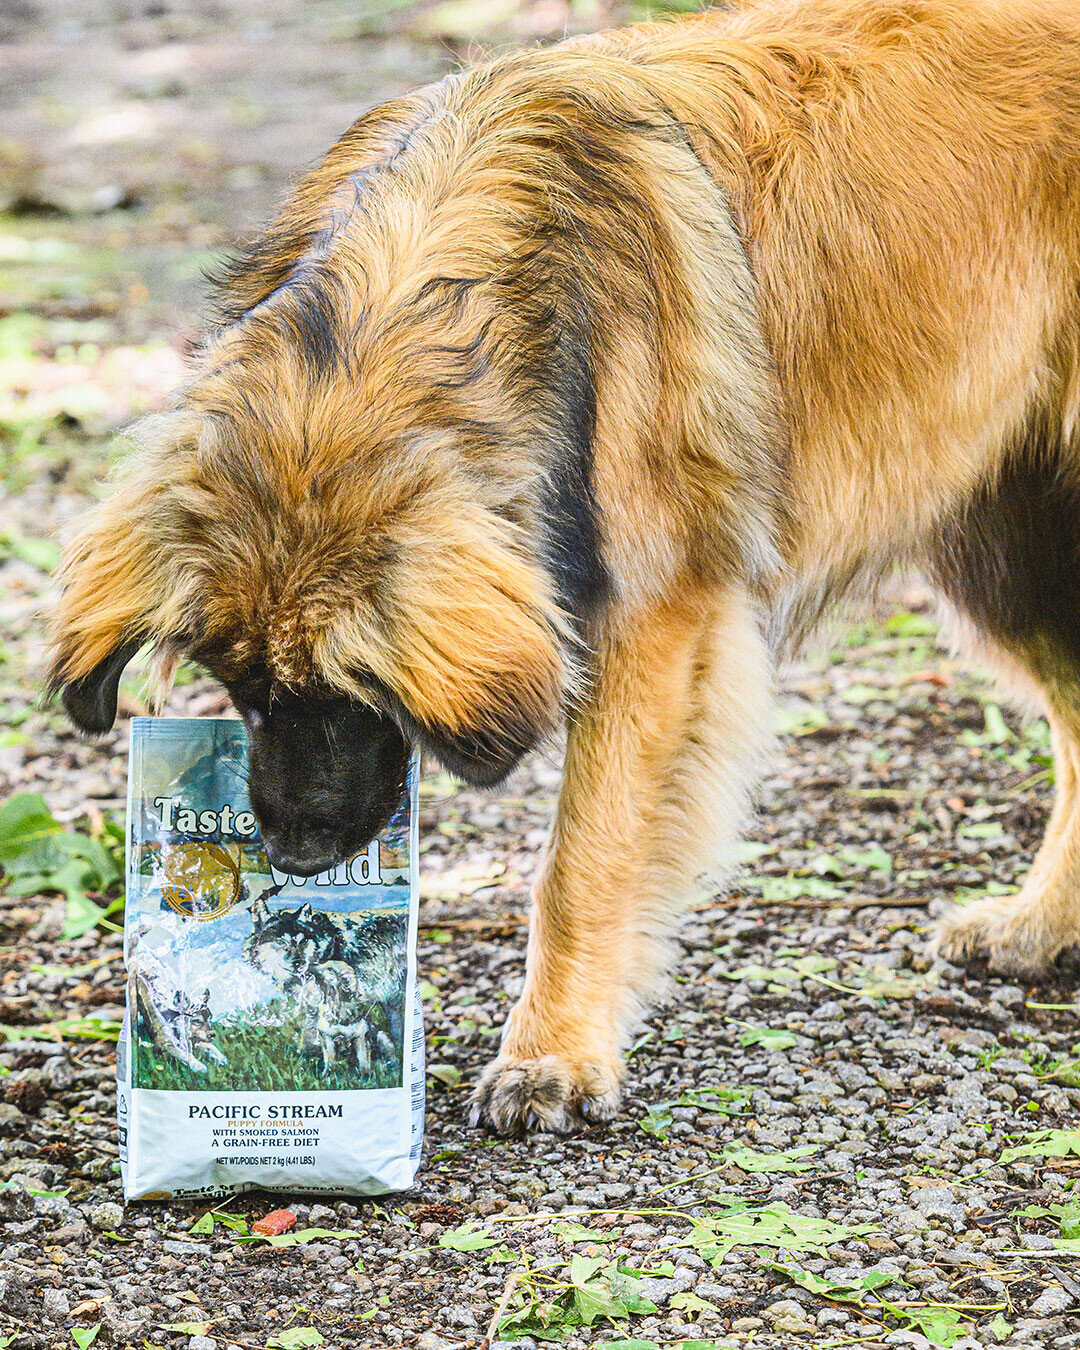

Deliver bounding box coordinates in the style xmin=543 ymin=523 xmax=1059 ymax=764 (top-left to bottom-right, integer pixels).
xmin=47 ymin=153 xmax=602 ymax=874
xmin=48 ymin=54 xmax=788 ymax=876
xmin=47 ymin=385 xmax=583 ymax=873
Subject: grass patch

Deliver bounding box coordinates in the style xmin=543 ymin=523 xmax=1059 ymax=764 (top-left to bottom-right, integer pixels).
xmin=134 ymin=1001 xmax=403 ymax=1093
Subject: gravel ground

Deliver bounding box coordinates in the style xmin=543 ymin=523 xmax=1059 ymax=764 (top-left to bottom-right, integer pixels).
xmin=5 ymin=596 xmax=1080 ymax=1350
xmin=4 ymin=4 xmax=1080 ymax=1348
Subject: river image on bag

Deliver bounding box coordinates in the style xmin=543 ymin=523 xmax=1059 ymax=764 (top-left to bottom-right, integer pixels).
xmin=118 ymin=718 xmax=424 ymax=1199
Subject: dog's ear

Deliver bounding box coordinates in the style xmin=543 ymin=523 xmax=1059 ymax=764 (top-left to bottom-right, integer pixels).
xmin=382 ymin=691 xmax=544 ymax=788
xmin=47 ymin=409 xmax=205 ymax=733
xmin=316 ymin=510 xmax=571 ymax=788
xmin=58 ymin=637 xmax=145 ymax=735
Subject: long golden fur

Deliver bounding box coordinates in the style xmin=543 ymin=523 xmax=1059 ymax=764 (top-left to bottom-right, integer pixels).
xmin=49 ymin=0 xmax=1080 ymax=1131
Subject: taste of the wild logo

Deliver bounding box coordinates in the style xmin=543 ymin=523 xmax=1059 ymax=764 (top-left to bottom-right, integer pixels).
xmin=160 ymin=841 xmax=242 ymax=920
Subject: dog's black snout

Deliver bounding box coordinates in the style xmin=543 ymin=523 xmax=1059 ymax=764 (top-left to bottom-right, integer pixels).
xmin=241 ymin=690 xmax=412 ymax=878
xmin=262 ymin=819 xmax=343 ymax=878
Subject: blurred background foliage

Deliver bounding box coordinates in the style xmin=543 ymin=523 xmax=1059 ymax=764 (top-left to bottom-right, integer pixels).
xmin=0 ymin=0 xmax=710 ymax=482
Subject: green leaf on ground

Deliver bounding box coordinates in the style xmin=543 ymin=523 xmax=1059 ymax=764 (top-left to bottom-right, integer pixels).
xmin=642 ymin=1085 xmax=750 ymax=1139
xmin=0 ymin=1016 xmax=121 ymax=1043
xmin=987 ymin=1312 xmax=1013 ymax=1342
xmin=673 ymin=1203 xmax=875 ymax=1261
xmin=774 ymin=703 xmax=829 ymax=736
xmin=0 ymin=791 xmax=122 ymax=938
xmin=839 ymin=683 xmax=897 ymax=706
xmin=838 ymin=843 xmax=892 ymax=874
xmin=719 ymin=1144 xmax=819 ymax=1173
xmin=239 ymin=1227 xmax=356 ymax=1249
xmin=680 ymin=1086 xmax=750 ymax=1115
xmin=773 ymin=1264 xmax=987 ymax=1346
xmin=0 ymin=1181 xmax=70 ymax=1198
xmin=770 ymin=1261 xmax=895 ymax=1303
xmin=958 ymin=820 xmax=1004 ymax=840
xmin=551 ymin=1220 xmax=619 ymax=1243
xmin=497 ymin=1255 xmax=659 ymax=1337
xmin=1015 ymin=1201 xmax=1080 ymax=1239
xmin=639 ymin=1102 xmax=674 ymax=1140
xmin=439 ymin=1222 xmax=502 ymax=1251
xmin=190 ymin=1208 xmax=248 ymax=1237
xmin=885 ymin=611 xmax=938 ymax=638
xmin=733 ymin=1023 xmax=799 ymax=1050
xmin=1000 ymin=1129 xmax=1080 ymax=1165
xmin=1048 ymin=1060 xmax=1080 ymax=1088
xmin=960 ymin=703 xmax=1014 ymax=748
xmin=71 ymin=1330 xmax=100 ymax=1349
xmin=669 ymin=1290 xmax=721 ymax=1315
xmin=735 ymin=840 xmax=776 ymax=864
xmin=755 ymin=874 xmax=846 ymax=902
xmin=888 ymin=1302 xmax=971 ymax=1347
xmin=266 ymin=1331 xmax=324 ymax=1349
xmin=3 ymin=533 xmax=60 ymax=572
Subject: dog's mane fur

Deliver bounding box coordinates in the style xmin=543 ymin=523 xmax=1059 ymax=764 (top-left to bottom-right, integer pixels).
xmin=48 ymin=35 xmax=785 ymax=748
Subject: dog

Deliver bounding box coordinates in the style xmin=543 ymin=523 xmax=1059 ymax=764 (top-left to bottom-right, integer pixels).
xmin=48 ymin=0 xmax=1080 ymax=1132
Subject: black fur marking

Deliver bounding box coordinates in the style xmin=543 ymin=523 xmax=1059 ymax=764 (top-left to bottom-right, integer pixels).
xmin=538 ymin=291 xmax=609 ymax=629
xmin=58 ymin=638 xmax=144 ymax=735
xmin=930 ymin=417 xmax=1080 ymax=664
xmin=363 ymin=676 xmax=542 ymax=788
xmin=285 ymin=270 xmax=348 ymax=376
xmin=242 ymin=267 xmax=349 ymax=378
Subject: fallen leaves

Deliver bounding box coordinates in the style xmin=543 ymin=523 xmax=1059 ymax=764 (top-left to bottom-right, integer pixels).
xmin=0 ymin=1016 xmax=122 ymax=1044
xmin=190 ymin=1208 xmax=252 ymax=1237
xmin=669 ymin=1202 xmax=876 ymax=1261
xmin=239 ymin=1226 xmax=358 ymax=1249
xmin=1000 ymin=1128 xmax=1080 ymax=1166
xmin=266 ymin=1331 xmax=324 ymax=1349
xmin=769 ymin=1262 xmax=1002 ymax=1347
xmin=731 ymin=1021 xmax=800 ymax=1050
xmin=716 ymin=1144 xmax=820 ymax=1174
xmin=639 ymin=1086 xmax=750 ymax=1140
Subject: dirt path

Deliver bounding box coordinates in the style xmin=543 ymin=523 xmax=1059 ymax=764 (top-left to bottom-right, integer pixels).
xmin=3 ymin=5 xmax=1080 ymax=1348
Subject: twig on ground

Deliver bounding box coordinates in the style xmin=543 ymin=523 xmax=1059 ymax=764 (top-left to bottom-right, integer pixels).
xmin=480 ymin=1267 xmax=520 ymax=1350
xmin=695 ymin=893 xmax=933 ymax=912
xmin=420 ymin=915 xmax=528 ymax=933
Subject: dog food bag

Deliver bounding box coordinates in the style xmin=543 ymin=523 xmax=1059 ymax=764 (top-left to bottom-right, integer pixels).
xmin=118 ymin=717 xmax=424 ymax=1199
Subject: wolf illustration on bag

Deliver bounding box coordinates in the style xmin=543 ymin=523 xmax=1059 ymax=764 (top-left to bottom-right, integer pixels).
xmin=245 ymin=898 xmax=408 ymax=1074
xmin=127 ymin=930 xmax=228 ymax=1075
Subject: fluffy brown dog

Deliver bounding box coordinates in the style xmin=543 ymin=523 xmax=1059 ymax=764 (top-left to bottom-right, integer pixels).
xmin=49 ymin=0 xmax=1080 ymax=1132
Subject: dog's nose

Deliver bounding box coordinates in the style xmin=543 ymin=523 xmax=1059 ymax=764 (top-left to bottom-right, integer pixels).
xmin=262 ymin=827 xmax=342 ymax=878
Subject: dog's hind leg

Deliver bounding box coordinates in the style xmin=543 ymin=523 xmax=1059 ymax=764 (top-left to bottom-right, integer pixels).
xmin=929 ymin=440 xmax=1080 ymax=978
xmin=469 ymin=585 xmax=774 ymax=1134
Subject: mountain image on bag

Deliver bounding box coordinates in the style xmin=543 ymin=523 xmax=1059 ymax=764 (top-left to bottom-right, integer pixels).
xmin=119 ymin=718 xmax=424 ymax=1199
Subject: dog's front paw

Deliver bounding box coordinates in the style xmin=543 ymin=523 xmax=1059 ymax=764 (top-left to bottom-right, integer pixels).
xmin=468 ymin=1053 xmax=622 ymax=1135
xmin=932 ymin=892 xmax=1076 ymax=980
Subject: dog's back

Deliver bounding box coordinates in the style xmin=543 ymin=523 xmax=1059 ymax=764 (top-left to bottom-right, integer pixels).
xmin=576 ymin=0 xmax=1080 ymax=588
